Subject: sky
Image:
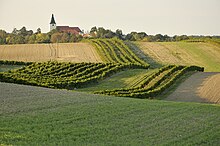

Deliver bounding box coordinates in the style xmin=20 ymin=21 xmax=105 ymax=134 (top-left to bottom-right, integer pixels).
xmin=0 ymin=0 xmax=220 ymax=36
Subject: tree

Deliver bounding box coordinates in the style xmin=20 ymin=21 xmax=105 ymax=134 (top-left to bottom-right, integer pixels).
xmin=60 ymin=33 xmax=70 ymax=43
xmin=36 ymin=28 xmax=41 ymax=34
xmin=12 ymin=28 xmax=18 ymax=35
xmin=116 ymin=29 xmax=123 ymax=39
xmin=104 ymin=30 xmax=115 ymax=38
xmin=27 ymin=34 xmax=36 ymax=44
xmin=36 ymin=33 xmax=50 ymax=43
xmin=0 ymin=30 xmax=7 ymax=44
xmin=90 ymin=26 xmax=97 ymax=33
xmin=19 ymin=27 xmax=28 ymax=36
xmin=50 ymin=32 xmax=62 ymax=43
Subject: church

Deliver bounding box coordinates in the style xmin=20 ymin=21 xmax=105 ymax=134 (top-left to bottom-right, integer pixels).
xmin=50 ymin=14 xmax=83 ymax=35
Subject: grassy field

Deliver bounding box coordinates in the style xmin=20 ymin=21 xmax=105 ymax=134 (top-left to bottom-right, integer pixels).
xmin=136 ymin=42 xmax=220 ymax=72
xmin=0 ymin=82 xmax=219 ymax=145
xmin=78 ymin=69 xmax=158 ymax=92
xmin=0 ymin=43 xmax=101 ymax=63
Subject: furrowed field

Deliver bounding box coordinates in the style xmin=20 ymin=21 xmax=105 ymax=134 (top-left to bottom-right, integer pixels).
xmin=0 ymin=38 xmax=220 ymax=145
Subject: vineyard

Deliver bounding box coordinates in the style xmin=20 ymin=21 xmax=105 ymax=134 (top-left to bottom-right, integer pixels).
xmin=95 ymin=65 xmax=204 ymax=98
xmin=0 ymin=61 xmax=148 ymax=89
xmin=90 ymin=39 xmax=148 ymax=67
xmin=0 ymin=38 xmax=204 ymax=99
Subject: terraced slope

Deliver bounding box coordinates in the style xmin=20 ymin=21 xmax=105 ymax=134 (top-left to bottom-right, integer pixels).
xmin=0 ymin=43 xmax=101 ymax=63
xmin=136 ymin=42 xmax=220 ymax=72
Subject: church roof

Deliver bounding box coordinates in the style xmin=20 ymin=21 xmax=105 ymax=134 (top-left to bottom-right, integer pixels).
xmin=50 ymin=14 xmax=56 ymax=24
xmin=57 ymin=26 xmax=82 ymax=35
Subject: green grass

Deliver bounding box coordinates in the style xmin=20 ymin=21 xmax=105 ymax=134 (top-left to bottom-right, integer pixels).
xmin=78 ymin=69 xmax=158 ymax=92
xmin=0 ymin=82 xmax=219 ymax=145
xmin=0 ymin=65 xmax=23 ymax=72
xmin=176 ymin=42 xmax=220 ymax=71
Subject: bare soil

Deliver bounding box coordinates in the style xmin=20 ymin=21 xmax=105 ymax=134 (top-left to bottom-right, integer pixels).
xmin=165 ymin=72 xmax=220 ymax=104
xmin=0 ymin=43 xmax=102 ymax=63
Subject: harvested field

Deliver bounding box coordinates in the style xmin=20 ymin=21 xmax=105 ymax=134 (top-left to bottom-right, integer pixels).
xmin=0 ymin=43 xmax=102 ymax=63
xmin=136 ymin=42 xmax=220 ymax=72
xmin=165 ymin=72 xmax=220 ymax=104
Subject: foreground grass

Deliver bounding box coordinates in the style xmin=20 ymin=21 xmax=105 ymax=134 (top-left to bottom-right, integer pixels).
xmin=0 ymin=82 xmax=219 ymax=145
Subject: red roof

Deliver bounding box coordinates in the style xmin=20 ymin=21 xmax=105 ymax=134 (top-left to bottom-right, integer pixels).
xmin=57 ymin=26 xmax=82 ymax=35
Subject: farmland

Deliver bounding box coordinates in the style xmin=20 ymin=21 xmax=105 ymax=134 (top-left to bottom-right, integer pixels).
xmin=136 ymin=42 xmax=220 ymax=72
xmin=0 ymin=39 xmax=220 ymax=145
xmin=0 ymin=82 xmax=220 ymax=145
xmin=0 ymin=42 xmax=101 ymax=63
xmin=0 ymin=39 xmax=204 ymax=100
xmin=165 ymin=72 xmax=220 ymax=104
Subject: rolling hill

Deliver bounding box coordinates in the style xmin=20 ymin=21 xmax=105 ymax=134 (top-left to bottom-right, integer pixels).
xmin=136 ymin=42 xmax=220 ymax=72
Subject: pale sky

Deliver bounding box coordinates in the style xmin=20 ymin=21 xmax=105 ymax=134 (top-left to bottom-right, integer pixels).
xmin=0 ymin=0 xmax=219 ymax=36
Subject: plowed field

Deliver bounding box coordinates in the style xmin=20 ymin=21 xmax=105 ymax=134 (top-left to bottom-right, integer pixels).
xmin=0 ymin=43 xmax=102 ymax=63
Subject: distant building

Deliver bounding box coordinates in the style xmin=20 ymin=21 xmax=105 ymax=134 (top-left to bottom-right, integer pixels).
xmin=50 ymin=14 xmax=83 ymax=35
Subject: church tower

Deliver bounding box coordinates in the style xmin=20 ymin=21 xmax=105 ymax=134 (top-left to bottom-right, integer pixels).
xmin=50 ymin=14 xmax=56 ymax=31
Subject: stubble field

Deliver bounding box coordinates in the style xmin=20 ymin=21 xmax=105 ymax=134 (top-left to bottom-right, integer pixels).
xmin=136 ymin=42 xmax=220 ymax=72
xmin=0 ymin=43 xmax=102 ymax=63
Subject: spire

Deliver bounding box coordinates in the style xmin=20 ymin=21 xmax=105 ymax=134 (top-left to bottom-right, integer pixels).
xmin=50 ymin=14 xmax=56 ymax=24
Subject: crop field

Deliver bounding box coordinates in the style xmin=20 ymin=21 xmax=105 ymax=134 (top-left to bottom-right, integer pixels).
xmin=0 ymin=42 xmax=102 ymax=63
xmin=136 ymin=42 xmax=220 ymax=72
xmin=0 ymin=82 xmax=220 ymax=145
xmin=0 ymin=39 xmax=205 ymax=100
xmin=0 ymin=38 xmax=220 ymax=145
xmin=166 ymin=72 xmax=220 ymax=104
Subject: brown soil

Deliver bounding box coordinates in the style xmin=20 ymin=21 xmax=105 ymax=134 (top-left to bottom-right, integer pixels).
xmin=165 ymin=72 xmax=220 ymax=104
xmin=0 ymin=43 xmax=102 ymax=63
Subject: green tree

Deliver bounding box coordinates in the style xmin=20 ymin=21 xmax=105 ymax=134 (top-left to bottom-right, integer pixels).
xmin=90 ymin=26 xmax=97 ymax=33
xmin=50 ymin=32 xmax=62 ymax=43
xmin=36 ymin=28 xmax=41 ymax=34
xmin=0 ymin=30 xmax=7 ymax=44
xmin=60 ymin=33 xmax=70 ymax=43
xmin=36 ymin=33 xmax=50 ymax=43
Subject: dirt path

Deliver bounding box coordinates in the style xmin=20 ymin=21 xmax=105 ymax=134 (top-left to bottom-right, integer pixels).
xmin=165 ymin=72 xmax=220 ymax=104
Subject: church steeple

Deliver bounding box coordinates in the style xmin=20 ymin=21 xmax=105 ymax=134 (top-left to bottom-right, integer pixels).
xmin=50 ymin=14 xmax=56 ymax=24
xmin=50 ymin=14 xmax=56 ymax=31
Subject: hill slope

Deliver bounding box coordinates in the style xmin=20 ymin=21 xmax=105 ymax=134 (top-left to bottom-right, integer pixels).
xmin=0 ymin=82 xmax=219 ymax=145
xmin=0 ymin=43 xmax=102 ymax=63
xmin=136 ymin=42 xmax=220 ymax=72
xmin=166 ymin=72 xmax=220 ymax=104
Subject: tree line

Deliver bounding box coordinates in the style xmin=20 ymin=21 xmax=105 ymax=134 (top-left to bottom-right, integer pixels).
xmin=89 ymin=26 xmax=220 ymax=42
xmin=0 ymin=26 xmax=219 ymax=45
xmin=0 ymin=27 xmax=83 ymax=44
